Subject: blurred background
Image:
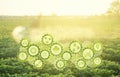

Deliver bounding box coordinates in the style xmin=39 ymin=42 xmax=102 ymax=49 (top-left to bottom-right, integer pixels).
xmin=0 ymin=0 xmax=120 ymax=77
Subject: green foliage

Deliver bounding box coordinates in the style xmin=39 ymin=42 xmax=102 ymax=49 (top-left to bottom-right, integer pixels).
xmin=102 ymin=38 xmax=120 ymax=63
xmin=0 ymin=16 xmax=120 ymax=77
xmin=0 ymin=37 xmax=19 ymax=59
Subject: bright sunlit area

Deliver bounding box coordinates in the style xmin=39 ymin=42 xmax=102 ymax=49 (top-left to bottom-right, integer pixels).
xmin=0 ymin=0 xmax=113 ymax=16
xmin=1 ymin=0 xmax=118 ymax=42
xmin=0 ymin=0 xmax=120 ymax=77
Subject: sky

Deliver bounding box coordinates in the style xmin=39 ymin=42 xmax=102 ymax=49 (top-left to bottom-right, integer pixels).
xmin=0 ymin=0 xmax=114 ymax=16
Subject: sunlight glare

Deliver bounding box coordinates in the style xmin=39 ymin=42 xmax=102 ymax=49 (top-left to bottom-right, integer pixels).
xmin=0 ymin=0 xmax=113 ymax=16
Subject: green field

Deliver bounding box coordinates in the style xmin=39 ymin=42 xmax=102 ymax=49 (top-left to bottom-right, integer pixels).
xmin=0 ymin=16 xmax=120 ymax=77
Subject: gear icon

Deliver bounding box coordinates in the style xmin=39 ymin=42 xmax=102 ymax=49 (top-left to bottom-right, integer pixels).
xmin=55 ymin=59 xmax=65 ymax=70
xmin=42 ymin=34 xmax=53 ymax=45
xmin=18 ymin=34 xmax=103 ymax=70
xmin=28 ymin=45 xmax=39 ymax=56
xmin=62 ymin=52 xmax=71 ymax=60
xmin=51 ymin=43 xmax=62 ymax=56
xmin=34 ymin=59 xmax=43 ymax=69
xmin=20 ymin=39 xmax=29 ymax=47
xmin=18 ymin=52 xmax=27 ymax=61
xmin=94 ymin=43 xmax=102 ymax=51
xmin=40 ymin=50 xmax=50 ymax=59
xmin=94 ymin=57 xmax=102 ymax=65
xmin=82 ymin=48 xmax=94 ymax=60
xmin=69 ymin=41 xmax=81 ymax=53
xmin=76 ymin=59 xmax=86 ymax=70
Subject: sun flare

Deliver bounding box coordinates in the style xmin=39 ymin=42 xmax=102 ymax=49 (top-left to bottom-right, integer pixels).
xmin=0 ymin=0 xmax=113 ymax=16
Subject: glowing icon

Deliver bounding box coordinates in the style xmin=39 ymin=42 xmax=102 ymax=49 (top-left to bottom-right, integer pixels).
xmin=18 ymin=34 xmax=103 ymax=70
xmin=18 ymin=52 xmax=27 ymax=60
xmin=41 ymin=50 xmax=49 ymax=59
xmin=28 ymin=45 xmax=39 ymax=56
xmin=76 ymin=59 xmax=86 ymax=68
xmin=42 ymin=34 xmax=53 ymax=45
xmin=51 ymin=44 xmax=62 ymax=55
xmin=55 ymin=60 xmax=65 ymax=70
xmin=21 ymin=39 xmax=29 ymax=47
xmin=34 ymin=59 xmax=43 ymax=68
xmin=94 ymin=57 xmax=101 ymax=65
xmin=70 ymin=41 xmax=81 ymax=53
xmin=94 ymin=43 xmax=102 ymax=51
xmin=83 ymin=49 xmax=94 ymax=60
xmin=62 ymin=52 xmax=71 ymax=60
